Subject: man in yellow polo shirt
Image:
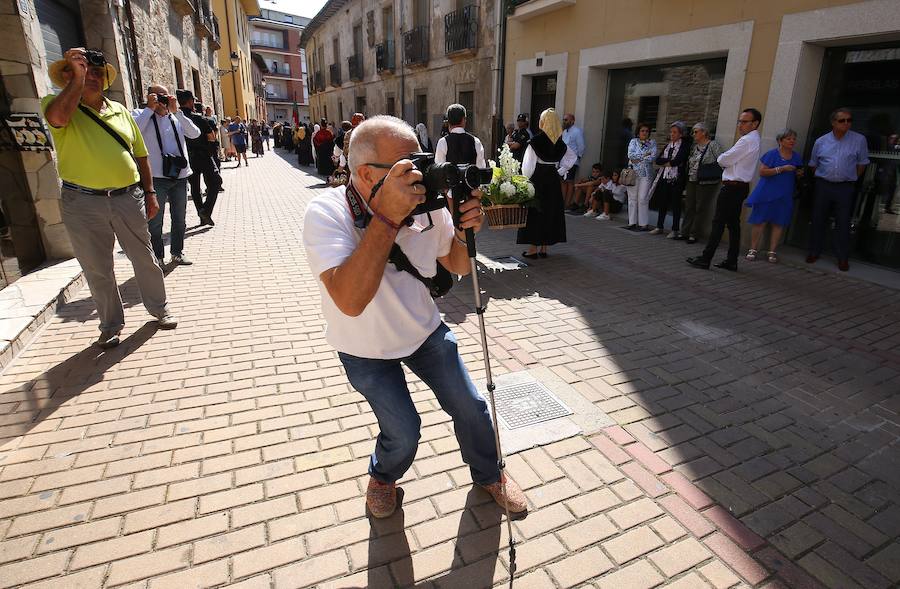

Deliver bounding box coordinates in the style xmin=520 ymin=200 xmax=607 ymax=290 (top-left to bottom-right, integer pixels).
xmin=43 ymin=47 xmax=177 ymax=348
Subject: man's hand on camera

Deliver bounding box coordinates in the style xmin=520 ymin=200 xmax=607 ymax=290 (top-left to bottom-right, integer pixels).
xmin=64 ymin=48 xmax=88 ymax=82
xmin=452 ymin=189 xmax=485 ymax=234
xmin=372 ymin=160 xmax=424 ymax=226
xmin=147 ymin=93 xmax=159 ymax=110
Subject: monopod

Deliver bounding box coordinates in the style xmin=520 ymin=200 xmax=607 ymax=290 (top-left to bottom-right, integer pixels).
xmin=451 ymin=181 xmax=518 ymax=583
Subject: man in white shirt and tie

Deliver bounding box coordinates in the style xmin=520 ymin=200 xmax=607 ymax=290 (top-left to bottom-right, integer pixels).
xmin=132 ymin=85 xmax=201 ymax=267
xmin=687 ymin=108 xmax=762 ymax=271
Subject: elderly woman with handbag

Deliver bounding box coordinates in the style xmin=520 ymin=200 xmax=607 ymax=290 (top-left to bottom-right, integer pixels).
xmin=681 ymin=122 xmax=722 ymax=244
xmin=623 ymin=122 xmax=657 ymax=231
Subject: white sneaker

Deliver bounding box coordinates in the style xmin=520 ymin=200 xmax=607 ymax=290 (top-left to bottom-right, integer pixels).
xmin=171 ymin=255 xmax=193 ymax=266
xmin=156 ymin=312 xmax=178 ymax=330
xmin=582 ymin=210 xmax=595 ymax=217
xmin=596 ymin=213 xmax=610 ymax=220
xmin=649 ymin=228 xmax=663 ymax=235
xmin=666 ymin=231 xmax=677 ymax=239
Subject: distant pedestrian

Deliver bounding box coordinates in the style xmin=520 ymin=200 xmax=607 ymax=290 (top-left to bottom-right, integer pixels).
xmin=682 ymin=122 xmax=722 ymax=244
xmin=250 ymin=119 xmax=264 ymax=157
xmin=434 ymin=103 xmax=486 ymax=167
xmin=561 ymin=113 xmax=586 ymax=211
xmin=180 ymin=90 xmax=223 ymax=226
xmin=220 ymin=118 xmax=234 ymax=161
xmin=261 ymin=122 xmax=270 ymax=150
xmin=806 ymin=108 xmax=869 ymax=271
xmin=228 ymin=116 xmax=249 ymax=166
xmin=314 ymin=118 xmax=335 ymax=176
xmin=624 ymin=122 xmax=657 ymax=231
xmin=132 ymin=84 xmax=200 ymax=267
xmin=416 ymin=122 xmax=433 ymax=152
xmin=650 ymin=121 xmax=690 ymax=238
xmin=517 ymin=108 xmax=577 ymax=259
xmin=297 ymin=124 xmax=314 ymax=166
xmin=745 ymin=128 xmax=804 ymax=264
xmin=42 ymin=47 xmax=176 ymax=348
xmin=507 ymin=113 xmax=532 ymax=162
xmin=687 ymin=108 xmax=762 ymax=271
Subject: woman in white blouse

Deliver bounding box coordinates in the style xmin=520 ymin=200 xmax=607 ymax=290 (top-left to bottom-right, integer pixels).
xmin=624 ymin=122 xmax=658 ymax=231
xmin=516 ymin=109 xmax=577 ymax=259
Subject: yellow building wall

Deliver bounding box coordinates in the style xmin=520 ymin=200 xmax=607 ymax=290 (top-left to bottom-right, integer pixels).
xmin=214 ymin=0 xmax=260 ymax=119
xmin=504 ymin=0 xmax=867 ymax=135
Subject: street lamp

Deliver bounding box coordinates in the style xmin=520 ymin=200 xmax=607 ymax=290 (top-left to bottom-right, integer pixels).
xmin=216 ymin=51 xmax=240 ymax=77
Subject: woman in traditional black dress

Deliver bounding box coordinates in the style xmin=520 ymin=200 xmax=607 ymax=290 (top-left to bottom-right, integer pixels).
xmin=296 ymin=124 xmax=314 ymax=166
xmin=313 ymin=119 xmax=335 ymax=176
xmin=516 ymin=108 xmax=577 ymax=259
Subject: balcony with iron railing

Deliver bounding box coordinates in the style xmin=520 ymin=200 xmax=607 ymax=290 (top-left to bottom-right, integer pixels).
xmin=266 ymin=62 xmax=292 ymax=77
xmin=376 ymin=40 xmax=396 ymax=73
xmin=209 ymin=14 xmax=221 ymax=49
xmin=328 ymin=63 xmax=342 ymax=87
xmin=196 ymin=1 xmax=215 ymax=39
xmin=250 ymin=39 xmax=286 ymax=50
xmin=171 ymin=0 xmax=195 ymax=17
xmin=445 ymin=5 xmax=478 ymax=55
xmin=403 ymin=26 xmax=429 ymax=66
xmin=347 ymin=54 xmax=363 ymax=81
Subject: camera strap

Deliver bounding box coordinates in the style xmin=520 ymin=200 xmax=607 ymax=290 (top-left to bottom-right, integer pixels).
xmin=150 ymin=113 xmax=185 ymax=159
xmin=78 ymin=103 xmax=133 ymax=156
xmin=344 ymin=182 xmax=452 ymax=298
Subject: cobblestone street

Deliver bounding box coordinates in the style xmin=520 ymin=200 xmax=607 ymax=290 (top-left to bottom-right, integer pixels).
xmin=0 ymin=149 xmax=897 ymax=588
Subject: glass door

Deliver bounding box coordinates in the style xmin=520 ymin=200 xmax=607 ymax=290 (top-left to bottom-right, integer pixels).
xmin=790 ymin=43 xmax=900 ymax=268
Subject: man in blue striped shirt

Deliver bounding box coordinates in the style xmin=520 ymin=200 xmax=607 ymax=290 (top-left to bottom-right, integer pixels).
xmin=806 ymin=107 xmax=870 ymax=271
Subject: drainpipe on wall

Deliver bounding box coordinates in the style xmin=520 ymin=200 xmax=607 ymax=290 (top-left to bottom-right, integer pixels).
xmin=491 ymin=0 xmax=508 ymax=156
xmin=123 ymin=0 xmax=143 ymax=99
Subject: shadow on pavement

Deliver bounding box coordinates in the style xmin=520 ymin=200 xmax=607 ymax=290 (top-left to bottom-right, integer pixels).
xmin=2 ymin=323 xmax=158 ymax=441
xmin=431 ymin=217 xmax=900 ymax=588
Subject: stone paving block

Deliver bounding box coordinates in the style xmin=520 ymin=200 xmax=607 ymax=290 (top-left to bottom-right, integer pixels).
xmin=146 ymin=560 xmax=229 ymax=589
xmin=69 ymin=530 xmax=154 ymax=569
xmin=156 ymin=513 xmax=229 ymax=548
xmin=557 ymin=513 xmax=617 ymax=551
xmin=17 ymin=565 xmax=107 ymax=589
xmin=193 ymin=524 xmax=266 ymax=563
xmin=564 ymin=487 xmax=621 ymax=518
xmin=699 ymin=560 xmax=742 ymax=589
xmin=105 ymin=545 xmax=191 ymax=586
xmin=0 ymin=550 xmax=71 ymax=587
xmin=704 ymin=532 xmax=768 ymax=586
xmin=546 ymin=546 xmax=614 ymax=587
xmin=0 ymin=534 xmax=40 ymax=563
xmin=602 ymin=525 xmax=664 ymax=565
xmin=232 ymin=537 xmax=306 ymax=579
xmin=648 ymin=537 xmax=713 ymax=576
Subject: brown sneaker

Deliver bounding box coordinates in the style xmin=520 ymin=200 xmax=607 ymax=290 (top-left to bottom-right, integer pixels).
xmin=366 ymin=477 xmax=397 ymax=519
xmin=480 ymin=475 xmax=528 ymax=514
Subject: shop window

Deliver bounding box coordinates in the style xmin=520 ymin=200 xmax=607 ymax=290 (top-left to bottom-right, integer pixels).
xmin=601 ymin=57 xmax=726 ymax=169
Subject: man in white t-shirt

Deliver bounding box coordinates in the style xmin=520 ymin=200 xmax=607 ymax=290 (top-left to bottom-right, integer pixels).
xmin=303 ymin=116 xmax=527 ymax=520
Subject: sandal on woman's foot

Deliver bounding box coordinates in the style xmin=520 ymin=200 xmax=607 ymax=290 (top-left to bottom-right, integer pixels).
xmin=521 ymin=251 xmax=539 ymax=260
xmin=745 ymin=249 xmax=758 ymax=261
xmin=767 ymin=251 xmax=778 ymax=264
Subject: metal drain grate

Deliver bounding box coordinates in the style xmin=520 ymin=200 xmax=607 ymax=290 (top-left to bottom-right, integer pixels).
xmin=493 ymin=381 xmax=572 ymax=429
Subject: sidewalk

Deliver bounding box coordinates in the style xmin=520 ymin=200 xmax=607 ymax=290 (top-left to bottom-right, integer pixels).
xmin=0 ymin=149 xmax=896 ymax=588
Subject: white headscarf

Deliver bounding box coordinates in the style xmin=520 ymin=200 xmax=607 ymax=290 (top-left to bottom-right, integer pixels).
xmin=415 ymin=123 xmax=430 ymax=149
xmin=313 ymin=123 xmax=320 ymax=135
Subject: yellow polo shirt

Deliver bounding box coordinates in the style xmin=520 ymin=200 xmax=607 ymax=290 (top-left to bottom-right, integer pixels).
xmin=41 ymin=95 xmax=148 ymax=190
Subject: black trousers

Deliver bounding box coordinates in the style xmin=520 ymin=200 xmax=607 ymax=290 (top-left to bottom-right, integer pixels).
xmin=701 ymin=182 xmax=749 ymax=264
xmin=809 ymin=178 xmax=855 ymax=260
xmin=656 ymin=179 xmax=684 ymax=231
xmin=188 ymin=153 xmax=223 ymax=217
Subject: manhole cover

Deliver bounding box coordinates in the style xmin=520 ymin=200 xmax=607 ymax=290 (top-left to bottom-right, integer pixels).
xmin=493 ymin=381 xmax=572 ymax=429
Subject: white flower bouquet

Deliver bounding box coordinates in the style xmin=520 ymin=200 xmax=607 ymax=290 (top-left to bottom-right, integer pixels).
xmin=481 ymin=144 xmax=536 ymax=229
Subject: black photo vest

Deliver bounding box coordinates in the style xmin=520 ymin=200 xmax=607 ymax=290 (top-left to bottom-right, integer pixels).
xmin=444 ymin=132 xmax=477 ymax=165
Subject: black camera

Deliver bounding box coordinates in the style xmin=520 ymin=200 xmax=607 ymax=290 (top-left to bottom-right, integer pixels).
xmin=84 ymin=50 xmax=106 ymax=67
xmin=408 ymin=152 xmax=493 ymax=227
xmin=156 ymin=94 xmax=171 ymax=106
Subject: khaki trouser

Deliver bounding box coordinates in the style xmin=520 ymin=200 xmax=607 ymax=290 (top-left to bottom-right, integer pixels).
xmin=60 ymin=185 xmax=169 ymax=333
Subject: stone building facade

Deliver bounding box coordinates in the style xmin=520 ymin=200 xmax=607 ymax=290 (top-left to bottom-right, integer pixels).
xmin=301 ymin=0 xmax=499 ymax=150
xmin=0 ymin=0 xmax=225 ymax=288
xmin=250 ymin=7 xmax=309 ymax=125
xmin=214 ymin=0 xmax=260 ymax=119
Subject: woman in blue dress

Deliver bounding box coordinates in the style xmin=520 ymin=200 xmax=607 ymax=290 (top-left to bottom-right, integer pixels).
xmin=745 ymin=128 xmax=804 ymax=263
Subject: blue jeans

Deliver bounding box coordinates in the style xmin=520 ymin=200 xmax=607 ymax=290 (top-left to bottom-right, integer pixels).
xmin=148 ymin=177 xmax=188 ymax=259
xmin=339 ymin=323 xmax=500 ymax=486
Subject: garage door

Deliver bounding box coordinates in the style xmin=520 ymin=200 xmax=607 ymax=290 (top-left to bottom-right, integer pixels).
xmin=35 ymin=0 xmax=84 ymax=89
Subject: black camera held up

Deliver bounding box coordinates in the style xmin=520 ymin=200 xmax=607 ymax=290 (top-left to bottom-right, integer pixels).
xmin=407 ymin=152 xmax=492 ymax=244
xmin=84 ymin=49 xmax=106 ymax=68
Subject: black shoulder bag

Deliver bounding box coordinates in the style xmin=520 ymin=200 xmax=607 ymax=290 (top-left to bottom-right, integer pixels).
xmin=150 ymin=114 xmax=188 ymax=179
xmin=388 ymin=244 xmax=454 ymax=299
xmin=697 ymin=142 xmax=723 ymax=183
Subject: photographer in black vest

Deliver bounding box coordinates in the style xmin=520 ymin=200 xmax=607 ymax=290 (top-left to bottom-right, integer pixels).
xmin=177 ymin=89 xmax=222 ymax=226
xmin=434 ymin=103 xmax=486 ymax=167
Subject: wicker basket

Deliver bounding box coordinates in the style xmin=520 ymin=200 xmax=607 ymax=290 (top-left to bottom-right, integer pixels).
xmin=484 ymin=204 xmax=529 ymax=230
